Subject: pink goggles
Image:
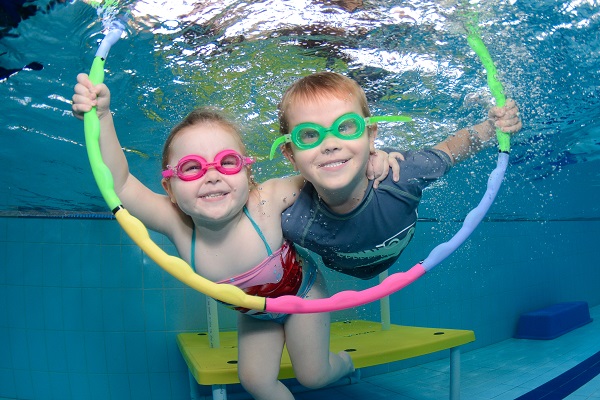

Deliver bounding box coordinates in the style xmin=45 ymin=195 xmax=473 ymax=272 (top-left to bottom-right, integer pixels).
xmin=162 ymin=149 xmax=254 ymax=181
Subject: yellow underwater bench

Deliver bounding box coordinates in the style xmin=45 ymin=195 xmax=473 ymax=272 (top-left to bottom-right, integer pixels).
xmin=177 ymin=319 xmax=475 ymax=400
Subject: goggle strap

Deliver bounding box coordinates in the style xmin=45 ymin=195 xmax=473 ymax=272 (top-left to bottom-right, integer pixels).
xmin=365 ymin=115 xmax=412 ymax=124
xmin=269 ymin=135 xmax=289 ymax=160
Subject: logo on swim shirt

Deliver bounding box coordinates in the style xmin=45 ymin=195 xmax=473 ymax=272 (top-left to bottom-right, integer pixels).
xmin=336 ymin=225 xmax=415 ymax=267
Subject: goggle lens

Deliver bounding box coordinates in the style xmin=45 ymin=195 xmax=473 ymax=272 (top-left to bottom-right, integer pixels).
xmin=296 ymin=127 xmax=321 ymax=145
xmin=337 ymin=118 xmax=361 ymax=137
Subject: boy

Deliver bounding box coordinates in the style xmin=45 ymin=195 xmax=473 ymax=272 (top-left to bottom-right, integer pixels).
xmin=273 ymin=71 xmax=522 ymax=279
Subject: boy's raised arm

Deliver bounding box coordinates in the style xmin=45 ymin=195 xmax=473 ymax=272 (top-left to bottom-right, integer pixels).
xmin=434 ymin=99 xmax=522 ymax=164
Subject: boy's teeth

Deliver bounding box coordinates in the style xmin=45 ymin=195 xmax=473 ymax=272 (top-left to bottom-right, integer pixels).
xmin=323 ymin=161 xmax=345 ymax=167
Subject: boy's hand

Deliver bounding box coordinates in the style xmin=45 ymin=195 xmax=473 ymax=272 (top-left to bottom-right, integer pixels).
xmin=367 ymin=150 xmax=403 ymax=189
xmin=489 ymin=98 xmax=522 ymax=135
xmin=72 ymin=73 xmax=111 ymax=121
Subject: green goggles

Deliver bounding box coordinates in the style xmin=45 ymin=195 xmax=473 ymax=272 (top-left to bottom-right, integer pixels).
xmin=269 ymin=112 xmax=412 ymax=160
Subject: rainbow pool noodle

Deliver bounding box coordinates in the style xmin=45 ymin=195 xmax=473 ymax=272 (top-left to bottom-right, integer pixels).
xmin=84 ymin=17 xmax=511 ymax=314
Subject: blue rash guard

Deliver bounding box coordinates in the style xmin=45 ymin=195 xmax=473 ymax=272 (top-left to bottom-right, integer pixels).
xmin=281 ymin=148 xmax=452 ymax=280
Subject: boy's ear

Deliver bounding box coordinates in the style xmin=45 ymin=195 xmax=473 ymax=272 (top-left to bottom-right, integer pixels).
xmin=161 ymin=179 xmax=177 ymax=204
xmin=368 ymin=124 xmax=378 ymax=153
xmin=281 ymin=145 xmax=298 ymax=171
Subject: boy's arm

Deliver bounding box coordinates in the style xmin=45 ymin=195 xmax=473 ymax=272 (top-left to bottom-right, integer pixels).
xmin=434 ymin=99 xmax=522 ymax=164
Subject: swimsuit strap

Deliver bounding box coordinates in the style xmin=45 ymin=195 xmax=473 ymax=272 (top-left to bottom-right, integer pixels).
xmin=190 ymin=228 xmax=197 ymax=272
xmin=243 ymin=206 xmax=273 ymax=255
xmin=189 ymin=207 xmax=273 ymax=271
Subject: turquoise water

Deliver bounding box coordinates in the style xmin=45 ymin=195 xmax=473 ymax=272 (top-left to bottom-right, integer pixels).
xmin=1 ymin=1 xmax=600 ymax=399
xmin=1 ymin=0 xmax=599 ymax=219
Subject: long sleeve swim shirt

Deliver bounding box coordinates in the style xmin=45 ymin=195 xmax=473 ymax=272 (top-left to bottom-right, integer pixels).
xmin=281 ymin=148 xmax=452 ymax=279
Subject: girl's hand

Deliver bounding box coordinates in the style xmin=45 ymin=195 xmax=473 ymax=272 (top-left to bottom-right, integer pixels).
xmin=72 ymin=73 xmax=111 ymax=120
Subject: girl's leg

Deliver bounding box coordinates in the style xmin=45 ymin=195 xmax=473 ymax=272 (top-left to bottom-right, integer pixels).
xmin=237 ymin=314 xmax=293 ymax=400
xmin=284 ymin=272 xmax=355 ymax=389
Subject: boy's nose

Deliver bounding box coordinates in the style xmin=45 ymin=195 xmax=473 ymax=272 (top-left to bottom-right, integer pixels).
xmin=320 ymin=134 xmax=342 ymax=153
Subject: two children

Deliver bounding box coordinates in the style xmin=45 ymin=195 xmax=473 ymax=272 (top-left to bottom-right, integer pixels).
xmin=72 ymin=72 xmax=401 ymax=399
xmin=73 ymin=66 xmax=520 ymax=399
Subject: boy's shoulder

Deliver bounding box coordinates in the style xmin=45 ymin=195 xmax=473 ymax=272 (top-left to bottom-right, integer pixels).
xmin=394 ymin=148 xmax=453 ymax=166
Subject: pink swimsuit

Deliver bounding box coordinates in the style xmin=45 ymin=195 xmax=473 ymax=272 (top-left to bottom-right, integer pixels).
xmin=191 ymin=207 xmax=317 ymax=322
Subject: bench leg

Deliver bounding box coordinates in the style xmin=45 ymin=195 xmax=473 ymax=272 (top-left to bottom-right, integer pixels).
xmin=449 ymin=347 xmax=460 ymax=400
xmin=188 ymin=371 xmax=202 ymax=400
xmin=212 ymin=384 xmax=227 ymax=400
xmin=186 ymin=369 xmax=228 ymax=400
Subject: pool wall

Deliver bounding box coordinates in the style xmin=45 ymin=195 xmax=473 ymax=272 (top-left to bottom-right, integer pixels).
xmin=1 ymin=216 xmax=599 ymax=400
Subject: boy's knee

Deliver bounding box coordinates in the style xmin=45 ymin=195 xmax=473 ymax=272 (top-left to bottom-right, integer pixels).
xmin=294 ymin=371 xmax=331 ymax=389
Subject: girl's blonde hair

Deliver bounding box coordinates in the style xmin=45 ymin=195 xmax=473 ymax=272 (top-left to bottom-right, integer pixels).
xmin=162 ymin=107 xmax=248 ymax=171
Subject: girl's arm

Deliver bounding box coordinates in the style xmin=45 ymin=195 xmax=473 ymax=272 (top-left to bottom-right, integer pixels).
xmin=73 ymin=73 xmax=186 ymax=236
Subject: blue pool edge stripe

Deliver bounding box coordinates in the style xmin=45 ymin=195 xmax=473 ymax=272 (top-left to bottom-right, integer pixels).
xmin=515 ymin=349 xmax=600 ymax=399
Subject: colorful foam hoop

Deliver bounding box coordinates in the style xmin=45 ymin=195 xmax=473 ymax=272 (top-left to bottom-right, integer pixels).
xmin=83 ymin=18 xmax=510 ymax=314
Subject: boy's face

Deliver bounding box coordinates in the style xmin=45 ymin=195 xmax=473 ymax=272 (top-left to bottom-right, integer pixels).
xmin=283 ymin=95 xmax=376 ymax=204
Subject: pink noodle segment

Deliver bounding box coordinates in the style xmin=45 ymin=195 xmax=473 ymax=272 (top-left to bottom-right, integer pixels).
xmin=265 ymin=264 xmax=426 ymax=314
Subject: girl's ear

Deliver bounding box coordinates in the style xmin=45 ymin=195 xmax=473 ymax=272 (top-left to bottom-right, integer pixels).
xmin=282 ymin=145 xmax=298 ymax=171
xmin=246 ymin=167 xmax=257 ymax=187
xmin=161 ymin=179 xmax=177 ymax=204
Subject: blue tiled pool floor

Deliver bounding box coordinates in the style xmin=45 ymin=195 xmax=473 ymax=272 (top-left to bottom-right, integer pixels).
xmin=3 ymin=307 xmax=598 ymax=400
xmin=291 ymin=305 xmax=600 ymax=400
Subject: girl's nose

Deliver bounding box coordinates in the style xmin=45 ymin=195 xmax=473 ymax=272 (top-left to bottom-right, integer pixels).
xmin=203 ymin=167 xmax=222 ymax=182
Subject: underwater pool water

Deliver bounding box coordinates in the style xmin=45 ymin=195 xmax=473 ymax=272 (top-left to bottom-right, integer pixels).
xmin=1 ymin=2 xmax=600 ymax=400
xmin=0 ymin=0 xmax=599 ymax=222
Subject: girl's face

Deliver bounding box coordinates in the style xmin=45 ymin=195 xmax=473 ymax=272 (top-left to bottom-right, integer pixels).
xmin=283 ymin=95 xmax=376 ymax=205
xmin=162 ymin=123 xmax=251 ymax=225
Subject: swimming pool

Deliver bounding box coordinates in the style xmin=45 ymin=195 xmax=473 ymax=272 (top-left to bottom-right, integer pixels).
xmin=1 ymin=1 xmax=599 ymax=399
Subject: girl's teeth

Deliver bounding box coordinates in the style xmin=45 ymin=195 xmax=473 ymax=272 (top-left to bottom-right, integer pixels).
xmin=203 ymin=193 xmax=224 ymax=198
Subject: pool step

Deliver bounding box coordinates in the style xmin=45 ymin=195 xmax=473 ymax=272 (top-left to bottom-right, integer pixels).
xmin=515 ymin=301 xmax=592 ymax=340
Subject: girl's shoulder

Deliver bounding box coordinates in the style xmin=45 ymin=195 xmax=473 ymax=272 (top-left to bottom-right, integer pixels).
xmin=249 ymin=175 xmax=305 ymax=213
xmin=163 ymin=211 xmax=194 ymax=250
